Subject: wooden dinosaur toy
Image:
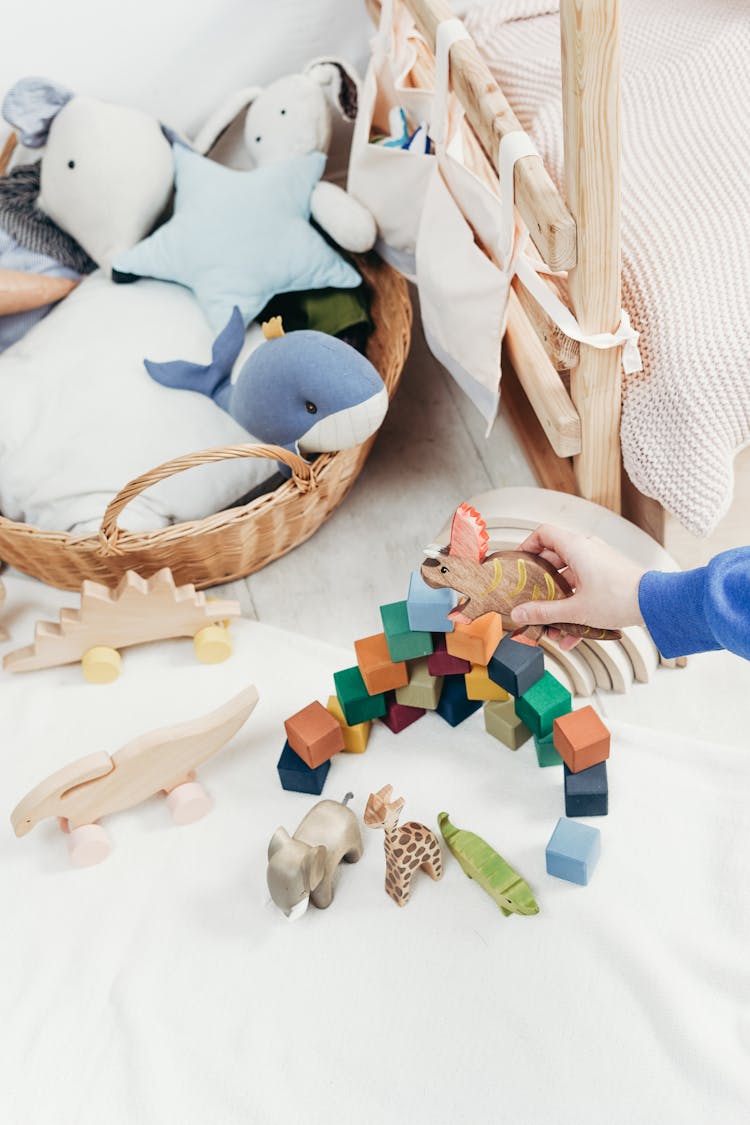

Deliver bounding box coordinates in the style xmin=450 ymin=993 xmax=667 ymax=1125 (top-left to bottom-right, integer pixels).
xmin=438 ymin=812 xmax=539 ymax=917
xmin=363 ymin=784 xmax=443 ymax=907
xmin=11 ymin=684 xmax=259 ymax=867
xmin=3 ymin=567 xmax=241 ymax=682
xmin=0 ymin=575 xmax=7 ymax=643
xmin=420 ymin=503 xmax=621 ymax=642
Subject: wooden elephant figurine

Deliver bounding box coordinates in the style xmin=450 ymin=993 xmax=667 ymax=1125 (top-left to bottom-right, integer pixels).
xmin=267 ymin=793 xmax=363 ymax=919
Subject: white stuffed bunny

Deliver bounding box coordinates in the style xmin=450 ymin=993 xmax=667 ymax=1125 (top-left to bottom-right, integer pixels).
xmin=2 ymin=77 xmax=174 ymax=273
xmin=193 ymin=60 xmax=376 ymax=255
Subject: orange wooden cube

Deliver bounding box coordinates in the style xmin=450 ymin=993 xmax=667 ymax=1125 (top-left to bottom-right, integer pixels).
xmin=284 ymin=701 xmax=345 ymax=769
xmin=553 ymin=706 xmax=610 ymax=773
xmin=354 ymin=633 xmax=409 ymax=696
xmin=446 ymin=614 xmax=504 ymax=665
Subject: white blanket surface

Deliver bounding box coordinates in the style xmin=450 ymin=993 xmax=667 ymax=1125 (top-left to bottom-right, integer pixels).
xmin=0 ymin=273 xmax=271 ymax=534
xmin=466 ymin=0 xmax=750 ymax=536
xmin=0 ymin=579 xmax=748 ymax=1125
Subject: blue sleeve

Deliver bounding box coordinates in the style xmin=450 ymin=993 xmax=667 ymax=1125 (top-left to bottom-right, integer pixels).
xmin=638 ymin=547 xmax=750 ymax=660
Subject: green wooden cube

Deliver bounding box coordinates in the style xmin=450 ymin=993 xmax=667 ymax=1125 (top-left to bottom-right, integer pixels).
xmin=379 ymin=601 xmax=434 ymax=662
xmin=514 ymin=671 xmax=572 ymax=737
xmin=395 ymin=657 xmax=443 ymax=710
xmin=333 ymin=665 xmax=387 ymax=725
xmin=484 ymin=698 xmax=531 ymax=750
xmin=534 ymin=731 xmax=563 ymax=768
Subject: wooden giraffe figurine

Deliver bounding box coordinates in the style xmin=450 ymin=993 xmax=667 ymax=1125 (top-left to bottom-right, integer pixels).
xmin=363 ymin=785 xmax=443 ymax=907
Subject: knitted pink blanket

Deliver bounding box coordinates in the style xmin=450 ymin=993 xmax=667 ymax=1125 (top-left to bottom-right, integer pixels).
xmin=465 ymin=0 xmax=750 ymax=536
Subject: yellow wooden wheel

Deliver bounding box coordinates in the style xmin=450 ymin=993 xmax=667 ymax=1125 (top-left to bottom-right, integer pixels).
xmin=81 ymin=646 xmax=121 ymax=684
xmin=194 ymin=624 xmax=232 ymax=664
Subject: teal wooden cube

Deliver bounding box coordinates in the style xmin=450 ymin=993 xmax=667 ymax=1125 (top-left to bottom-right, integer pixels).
xmin=333 ymin=665 xmax=387 ymax=725
xmin=534 ymin=731 xmax=563 ymax=767
xmin=545 ymin=818 xmax=601 ymax=885
xmin=515 ymin=671 xmax=572 ymax=737
xmin=380 ymin=600 xmax=433 ymax=662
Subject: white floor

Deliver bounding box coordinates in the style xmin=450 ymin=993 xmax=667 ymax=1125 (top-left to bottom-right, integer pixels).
xmin=3 ymin=296 xmax=749 ymax=747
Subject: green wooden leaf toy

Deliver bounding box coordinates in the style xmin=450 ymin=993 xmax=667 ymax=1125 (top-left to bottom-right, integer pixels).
xmin=438 ymin=812 xmax=540 ymax=917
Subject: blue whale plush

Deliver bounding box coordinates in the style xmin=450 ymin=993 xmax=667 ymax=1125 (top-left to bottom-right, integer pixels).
xmin=145 ymin=307 xmax=388 ymax=465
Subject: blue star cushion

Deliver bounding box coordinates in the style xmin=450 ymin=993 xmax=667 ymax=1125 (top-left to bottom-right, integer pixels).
xmin=113 ymin=146 xmax=361 ymax=332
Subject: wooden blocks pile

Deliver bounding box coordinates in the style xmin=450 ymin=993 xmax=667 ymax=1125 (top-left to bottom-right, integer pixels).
xmin=278 ymin=561 xmax=614 ymax=894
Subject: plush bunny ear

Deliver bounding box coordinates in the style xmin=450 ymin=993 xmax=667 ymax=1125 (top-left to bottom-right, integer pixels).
xmin=2 ymin=76 xmax=73 ymax=148
xmin=304 ymin=59 xmax=360 ymax=120
xmin=192 ymin=86 xmax=263 ymax=155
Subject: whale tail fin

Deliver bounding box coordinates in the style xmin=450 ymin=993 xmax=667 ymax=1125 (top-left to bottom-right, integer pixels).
xmin=144 ymin=306 xmax=246 ymax=413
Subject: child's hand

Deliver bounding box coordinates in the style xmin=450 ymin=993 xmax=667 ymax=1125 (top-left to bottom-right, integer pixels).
xmin=510 ymin=524 xmax=646 ymax=649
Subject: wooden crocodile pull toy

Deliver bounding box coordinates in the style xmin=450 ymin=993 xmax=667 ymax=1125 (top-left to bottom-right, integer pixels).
xmin=420 ymin=503 xmax=621 ymax=642
xmin=11 ymin=685 xmax=259 ymax=867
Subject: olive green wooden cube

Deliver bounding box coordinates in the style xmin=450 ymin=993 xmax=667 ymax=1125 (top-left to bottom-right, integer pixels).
xmin=484 ymin=698 xmax=532 ymax=750
xmin=395 ymin=657 xmax=443 ymax=711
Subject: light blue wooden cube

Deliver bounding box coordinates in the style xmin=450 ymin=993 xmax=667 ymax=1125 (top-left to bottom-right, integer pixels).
xmin=545 ymin=818 xmax=601 ymax=885
xmin=406 ymin=570 xmax=457 ymax=633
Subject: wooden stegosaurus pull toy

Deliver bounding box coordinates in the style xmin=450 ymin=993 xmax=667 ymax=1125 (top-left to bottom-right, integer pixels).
xmin=364 ymin=785 xmax=443 ymax=907
xmin=420 ymin=503 xmax=621 ymax=642
xmin=3 ymin=567 xmax=241 ymax=683
xmin=11 ymin=684 xmax=259 ymax=867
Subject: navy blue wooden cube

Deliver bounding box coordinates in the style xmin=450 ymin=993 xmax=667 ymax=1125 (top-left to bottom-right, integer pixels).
xmin=564 ymin=761 xmax=608 ymax=817
xmin=487 ymin=635 xmax=545 ymax=696
xmin=436 ymin=674 xmax=483 ymax=727
xmin=277 ymin=741 xmax=331 ymax=795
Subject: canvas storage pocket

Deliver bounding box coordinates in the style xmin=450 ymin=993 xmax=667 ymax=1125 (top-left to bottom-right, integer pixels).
xmin=415 ymin=19 xmax=524 ymax=430
xmin=347 ymin=0 xmax=435 ymax=279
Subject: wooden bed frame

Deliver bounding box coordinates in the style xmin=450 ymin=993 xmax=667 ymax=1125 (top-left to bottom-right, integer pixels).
xmin=399 ymin=0 xmax=746 ymax=568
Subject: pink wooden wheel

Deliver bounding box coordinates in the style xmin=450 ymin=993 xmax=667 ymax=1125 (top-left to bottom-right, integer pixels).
xmin=65 ymin=823 xmax=112 ymax=867
xmin=166 ymin=781 xmax=213 ymax=825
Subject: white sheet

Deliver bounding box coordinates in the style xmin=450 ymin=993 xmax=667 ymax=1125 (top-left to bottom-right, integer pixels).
xmin=0 ymin=575 xmax=748 ymax=1125
xmin=0 ymin=271 xmax=270 ymax=534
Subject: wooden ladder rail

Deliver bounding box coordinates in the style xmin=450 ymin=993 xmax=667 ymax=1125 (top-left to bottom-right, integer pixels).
xmin=400 ymin=0 xmax=624 ymax=512
xmin=561 ymin=0 xmax=623 ymax=512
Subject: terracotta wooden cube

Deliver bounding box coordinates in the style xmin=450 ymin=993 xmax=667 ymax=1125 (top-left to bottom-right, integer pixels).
xmin=446 ymin=613 xmax=504 ymax=665
xmin=553 ymin=706 xmax=610 ymax=773
xmin=354 ymin=632 xmax=409 ymax=696
xmin=284 ymin=701 xmax=345 ymax=769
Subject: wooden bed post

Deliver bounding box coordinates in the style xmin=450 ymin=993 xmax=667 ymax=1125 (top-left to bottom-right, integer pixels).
xmin=560 ymin=0 xmax=623 ymax=512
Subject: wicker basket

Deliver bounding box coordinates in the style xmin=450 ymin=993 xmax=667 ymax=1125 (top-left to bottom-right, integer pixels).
xmin=0 ymin=247 xmax=412 ymax=590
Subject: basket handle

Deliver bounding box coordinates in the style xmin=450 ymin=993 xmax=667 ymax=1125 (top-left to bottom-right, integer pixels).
xmin=97 ymin=443 xmax=316 ymax=555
